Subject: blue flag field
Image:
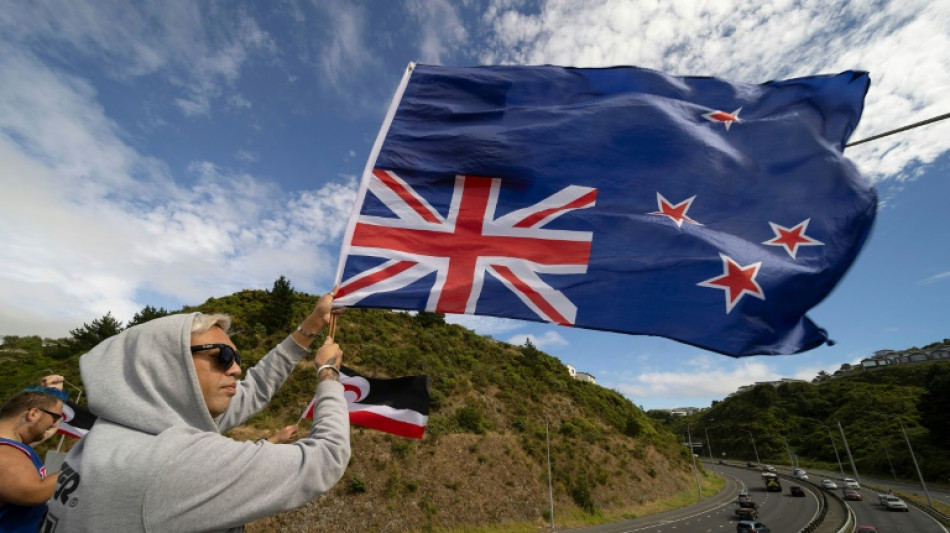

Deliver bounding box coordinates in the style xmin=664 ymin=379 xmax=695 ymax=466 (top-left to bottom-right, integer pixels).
xmin=334 ymin=63 xmax=876 ymax=357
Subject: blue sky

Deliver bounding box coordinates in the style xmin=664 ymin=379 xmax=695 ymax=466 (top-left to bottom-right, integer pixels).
xmin=1 ymin=0 xmax=948 ymax=410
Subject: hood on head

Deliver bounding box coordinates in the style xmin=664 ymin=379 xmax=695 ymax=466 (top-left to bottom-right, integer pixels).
xmin=79 ymin=313 xmax=218 ymax=434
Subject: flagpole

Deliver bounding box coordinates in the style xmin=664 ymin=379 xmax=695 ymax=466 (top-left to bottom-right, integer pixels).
xmin=333 ymin=62 xmax=417 ymax=288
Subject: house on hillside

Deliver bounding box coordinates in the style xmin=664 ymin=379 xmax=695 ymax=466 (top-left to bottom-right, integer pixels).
xmin=565 ymin=364 xmax=597 ymax=384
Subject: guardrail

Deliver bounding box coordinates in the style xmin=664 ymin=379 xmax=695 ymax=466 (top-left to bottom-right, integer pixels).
xmin=782 ymin=474 xmax=829 ymax=533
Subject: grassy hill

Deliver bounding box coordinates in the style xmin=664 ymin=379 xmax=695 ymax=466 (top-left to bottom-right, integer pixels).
xmin=1 ymin=289 xmax=715 ymax=532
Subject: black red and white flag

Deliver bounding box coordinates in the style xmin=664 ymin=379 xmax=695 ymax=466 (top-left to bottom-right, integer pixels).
xmin=303 ymin=366 xmax=431 ymax=439
xmin=57 ymin=400 xmax=97 ymax=439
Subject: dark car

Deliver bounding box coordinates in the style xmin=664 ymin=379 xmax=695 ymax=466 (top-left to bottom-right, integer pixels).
xmin=855 ymin=526 xmax=879 ymax=533
xmin=843 ymin=488 xmax=862 ymax=501
xmin=735 ymin=500 xmax=758 ymax=519
xmin=746 ymin=462 xmax=757 ymax=468
xmin=736 ymin=520 xmax=771 ymax=533
xmin=737 ymin=490 xmax=752 ymax=502
xmin=790 ymin=485 xmax=805 ymax=497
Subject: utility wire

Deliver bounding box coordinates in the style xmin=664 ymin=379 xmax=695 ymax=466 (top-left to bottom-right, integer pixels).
xmin=846 ymin=111 xmax=950 ymax=147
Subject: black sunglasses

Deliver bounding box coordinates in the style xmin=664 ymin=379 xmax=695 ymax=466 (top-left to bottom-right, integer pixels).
xmin=37 ymin=408 xmax=63 ymax=422
xmin=190 ymin=343 xmax=242 ymax=370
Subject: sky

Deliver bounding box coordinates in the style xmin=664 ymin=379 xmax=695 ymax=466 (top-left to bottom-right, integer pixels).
xmin=1 ymin=0 xmax=948 ymax=410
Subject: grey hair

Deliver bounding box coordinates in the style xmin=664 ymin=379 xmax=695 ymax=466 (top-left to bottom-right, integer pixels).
xmin=191 ymin=313 xmax=232 ymax=334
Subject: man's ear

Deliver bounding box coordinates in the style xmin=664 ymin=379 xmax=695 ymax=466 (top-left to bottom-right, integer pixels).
xmin=24 ymin=407 xmax=40 ymax=423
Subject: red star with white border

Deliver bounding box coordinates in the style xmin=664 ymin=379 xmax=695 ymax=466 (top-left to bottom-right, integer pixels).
xmin=762 ymin=219 xmax=824 ymax=259
xmin=702 ymin=107 xmax=741 ymax=130
xmin=698 ymin=253 xmax=765 ymax=313
xmin=649 ymin=193 xmax=702 ymax=228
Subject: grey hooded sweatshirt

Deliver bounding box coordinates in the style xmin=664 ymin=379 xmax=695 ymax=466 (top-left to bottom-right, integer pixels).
xmin=44 ymin=313 xmax=350 ymax=532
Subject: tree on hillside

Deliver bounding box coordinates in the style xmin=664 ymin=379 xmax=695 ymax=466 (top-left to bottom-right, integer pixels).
xmin=920 ymin=363 xmax=950 ymax=442
xmin=261 ymin=275 xmax=296 ymax=334
xmin=67 ymin=312 xmax=123 ymax=354
xmin=127 ymin=305 xmax=171 ymax=328
xmin=415 ymin=311 xmax=445 ymax=328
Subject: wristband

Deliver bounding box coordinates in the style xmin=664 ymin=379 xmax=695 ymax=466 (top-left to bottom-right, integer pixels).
xmin=316 ymin=364 xmax=341 ymax=379
xmin=296 ymin=325 xmax=319 ymax=338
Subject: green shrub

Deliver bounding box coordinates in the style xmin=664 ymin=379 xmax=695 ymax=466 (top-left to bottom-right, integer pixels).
xmin=346 ymin=476 xmax=367 ymax=494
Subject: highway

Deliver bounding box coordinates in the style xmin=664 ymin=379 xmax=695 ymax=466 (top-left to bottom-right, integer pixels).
xmin=573 ymin=463 xmax=819 ymax=533
xmin=784 ymin=465 xmax=950 ymax=533
xmin=569 ymin=462 xmax=949 ymax=533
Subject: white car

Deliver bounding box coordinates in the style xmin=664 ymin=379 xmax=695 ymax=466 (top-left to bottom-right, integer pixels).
xmin=793 ymin=468 xmax=808 ymax=480
xmin=764 ymin=465 xmax=776 ymax=473
xmin=843 ymin=478 xmax=860 ymax=489
xmin=881 ymin=494 xmax=909 ymax=512
xmin=821 ymin=479 xmax=838 ymax=490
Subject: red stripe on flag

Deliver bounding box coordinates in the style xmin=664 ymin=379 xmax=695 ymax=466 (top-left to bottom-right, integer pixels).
xmin=513 ymin=189 xmax=598 ymax=228
xmin=350 ymin=410 xmax=426 ymax=439
xmin=374 ymin=169 xmax=441 ymax=223
xmin=336 ymin=260 xmax=416 ymax=299
xmin=492 ymin=264 xmax=571 ymax=325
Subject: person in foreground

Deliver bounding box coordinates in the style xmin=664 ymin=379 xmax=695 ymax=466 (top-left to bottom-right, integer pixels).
xmin=0 ymin=386 xmax=65 ymax=532
xmin=44 ymin=292 xmax=350 ymax=532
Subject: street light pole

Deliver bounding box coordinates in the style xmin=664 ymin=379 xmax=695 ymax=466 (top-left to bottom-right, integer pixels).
xmin=746 ymin=430 xmax=761 ymax=465
xmin=823 ymin=426 xmax=846 ymax=479
xmin=896 ymin=418 xmax=933 ymax=508
xmin=837 ymin=420 xmax=860 ymax=483
xmin=545 ymin=417 xmax=555 ymax=530
xmin=882 ymin=444 xmax=897 ymax=480
xmin=686 ymin=423 xmax=703 ymax=500
xmin=704 ymin=427 xmax=714 ymax=461
xmin=780 ymin=436 xmax=794 ymax=468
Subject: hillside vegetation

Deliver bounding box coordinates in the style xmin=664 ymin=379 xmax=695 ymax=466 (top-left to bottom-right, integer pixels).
xmin=661 ymin=356 xmax=950 ymax=483
xmin=1 ymin=283 xmax=708 ymax=532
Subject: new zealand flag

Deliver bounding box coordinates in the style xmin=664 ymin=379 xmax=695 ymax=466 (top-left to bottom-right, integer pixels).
xmin=335 ymin=64 xmax=876 ymax=357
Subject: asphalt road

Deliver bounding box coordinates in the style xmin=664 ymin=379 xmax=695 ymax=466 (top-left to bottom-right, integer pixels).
xmin=778 ymin=465 xmax=950 ymax=533
xmin=564 ymin=462 xmax=949 ymax=533
xmin=566 ymin=463 xmax=819 ymax=533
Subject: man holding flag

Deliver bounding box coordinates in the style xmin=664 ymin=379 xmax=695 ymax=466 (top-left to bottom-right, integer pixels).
xmin=44 ymin=292 xmax=351 ymax=532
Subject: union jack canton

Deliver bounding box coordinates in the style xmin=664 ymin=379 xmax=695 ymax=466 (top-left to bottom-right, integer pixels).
xmin=336 ymin=169 xmax=597 ymax=326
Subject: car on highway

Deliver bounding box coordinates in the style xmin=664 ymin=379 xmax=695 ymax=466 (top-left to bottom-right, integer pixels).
xmin=734 ymin=500 xmax=758 ymax=520
xmin=789 ymin=485 xmax=805 ymax=497
xmin=855 ymin=526 xmax=879 ymax=533
xmin=843 ymin=477 xmax=860 ymax=489
xmin=763 ymin=464 xmax=776 ymax=472
xmin=736 ymin=520 xmax=771 ymax=533
xmin=792 ymin=468 xmax=808 ymax=480
xmin=842 ymin=488 xmax=862 ymax=501
xmin=737 ymin=489 xmax=752 ymax=502
xmin=881 ymin=494 xmax=909 ymax=512
xmin=746 ymin=462 xmax=757 ymax=468
xmin=821 ymin=479 xmax=838 ymax=490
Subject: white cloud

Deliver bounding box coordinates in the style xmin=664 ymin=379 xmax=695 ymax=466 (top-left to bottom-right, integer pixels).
xmin=315 ymin=1 xmax=376 ymax=92
xmin=481 ymin=0 xmax=950 ymax=183
xmin=0 ymin=48 xmax=354 ymax=336
xmin=599 ymin=356 xmax=779 ymax=406
xmin=444 ymin=314 xmax=526 ymax=337
xmin=921 ymin=271 xmax=950 ymax=285
xmin=505 ymin=330 xmax=569 ymax=350
xmin=0 ymin=1 xmax=275 ymax=118
xmin=406 ymin=0 xmax=469 ymax=65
